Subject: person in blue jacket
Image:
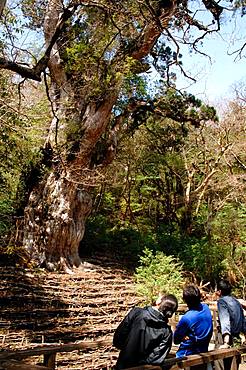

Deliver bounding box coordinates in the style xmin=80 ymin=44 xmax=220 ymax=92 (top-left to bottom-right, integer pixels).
xmin=174 ymin=285 xmax=213 ymax=358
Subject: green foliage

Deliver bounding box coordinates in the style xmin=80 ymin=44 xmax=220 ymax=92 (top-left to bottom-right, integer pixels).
xmin=121 ymin=73 xmax=149 ymax=102
xmin=0 ymin=75 xmax=46 ymax=195
xmin=0 ymin=199 xmax=13 ymax=246
xmin=211 ymin=204 xmax=246 ymax=245
xmin=61 ymin=7 xmax=150 ymax=104
xmin=0 ymin=73 xmax=48 ymax=258
xmin=85 ymin=89 xmax=245 ymax=287
xmin=209 ymin=204 xmax=246 ymax=281
xmin=126 ymin=89 xmax=218 ymax=135
xmin=20 ymin=0 xmax=47 ymax=29
xmin=178 ymin=236 xmax=227 ymax=282
xmin=0 ymin=243 xmax=28 ymax=267
xmin=81 ymin=214 xmax=157 ymax=267
xmin=155 ymin=90 xmax=218 ymax=127
xmin=0 ymin=73 xmax=26 ymax=246
xmin=135 ymin=248 xmax=183 ymax=304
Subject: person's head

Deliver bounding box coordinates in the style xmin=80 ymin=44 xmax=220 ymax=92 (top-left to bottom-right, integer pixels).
xmin=217 ymin=279 xmax=231 ymax=296
xmin=183 ymin=285 xmax=201 ymax=308
xmin=157 ymin=294 xmax=178 ymax=318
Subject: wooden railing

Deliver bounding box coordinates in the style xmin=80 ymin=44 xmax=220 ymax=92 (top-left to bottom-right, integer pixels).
xmin=0 ymin=303 xmax=244 ymax=369
xmin=124 ymin=346 xmax=246 ymax=370
xmin=0 ymin=342 xmax=245 ymax=370
xmin=0 ymin=339 xmax=111 ymax=369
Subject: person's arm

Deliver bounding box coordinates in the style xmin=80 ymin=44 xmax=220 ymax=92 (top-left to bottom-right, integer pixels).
xmin=238 ymin=299 xmax=246 ymax=311
xmin=113 ymin=307 xmax=139 ymax=350
xmin=173 ymin=316 xmax=189 ymax=344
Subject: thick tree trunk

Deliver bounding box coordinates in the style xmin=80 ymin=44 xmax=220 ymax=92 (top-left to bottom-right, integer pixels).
xmin=22 ymin=172 xmax=92 ymax=272
xmin=22 ymin=95 xmax=116 ymax=271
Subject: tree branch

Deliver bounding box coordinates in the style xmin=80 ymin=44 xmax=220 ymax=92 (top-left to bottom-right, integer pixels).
xmin=35 ymin=5 xmax=76 ymax=75
xmin=0 ymin=58 xmax=42 ymax=81
xmin=0 ymin=4 xmax=76 ymax=81
xmin=131 ymin=0 xmax=178 ymax=60
xmin=0 ymin=0 xmax=6 ymax=17
xmin=202 ymin=0 xmax=223 ymax=22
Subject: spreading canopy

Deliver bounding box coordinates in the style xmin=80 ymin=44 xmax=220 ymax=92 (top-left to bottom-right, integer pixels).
xmin=0 ymin=0 xmax=236 ymax=85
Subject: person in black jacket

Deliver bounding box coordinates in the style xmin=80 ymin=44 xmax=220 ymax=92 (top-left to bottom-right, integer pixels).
xmin=113 ymin=294 xmax=178 ymax=369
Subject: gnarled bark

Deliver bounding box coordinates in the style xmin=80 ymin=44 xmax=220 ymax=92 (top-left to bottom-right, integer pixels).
xmin=23 ymin=172 xmax=92 ymax=272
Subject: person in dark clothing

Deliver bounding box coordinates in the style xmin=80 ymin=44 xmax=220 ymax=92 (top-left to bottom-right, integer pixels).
xmin=113 ymin=294 xmax=178 ymax=370
xmin=174 ymin=285 xmax=213 ymax=358
xmin=216 ymin=279 xmax=246 ymax=348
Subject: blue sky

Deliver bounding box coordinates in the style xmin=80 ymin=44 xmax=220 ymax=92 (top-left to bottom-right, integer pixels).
xmin=9 ymin=0 xmax=246 ymax=111
xmin=174 ymin=14 xmax=246 ymax=105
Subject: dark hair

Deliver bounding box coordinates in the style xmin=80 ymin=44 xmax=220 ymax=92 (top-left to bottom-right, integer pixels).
xmin=183 ymin=285 xmax=201 ymax=308
xmin=217 ymin=279 xmax=231 ymax=296
xmin=158 ymin=294 xmax=178 ymax=317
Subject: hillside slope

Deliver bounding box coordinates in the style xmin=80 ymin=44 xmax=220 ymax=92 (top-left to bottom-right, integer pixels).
xmin=0 ymin=258 xmax=141 ymax=369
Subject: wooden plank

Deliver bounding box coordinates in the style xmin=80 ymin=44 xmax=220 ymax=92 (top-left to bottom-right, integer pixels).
xmin=162 ymin=347 xmax=246 ymax=370
xmin=123 ymin=348 xmax=245 ymax=370
xmin=124 ymin=366 xmax=161 ymax=370
xmin=0 ymin=360 xmax=51 ymax=369
xmin=0 ymin=342 xmax=245 ymax=370
xmin=230 ymin=355 xmax=240 ymax=370
xmin=0 ymin=339 xmax=112 ymax=361
xmin=43 ymin=353 xmax=56 ymax=370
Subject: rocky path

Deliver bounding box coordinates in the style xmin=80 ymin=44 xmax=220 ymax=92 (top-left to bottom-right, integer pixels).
xmin=0 ymin=259 xmax=141 ymax=369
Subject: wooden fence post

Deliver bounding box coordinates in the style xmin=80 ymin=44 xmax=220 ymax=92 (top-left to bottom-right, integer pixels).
xmin=230 ymin=353 xmax=241 ymax=370
xmin=43 ymin=353 xmax=56 ymax=370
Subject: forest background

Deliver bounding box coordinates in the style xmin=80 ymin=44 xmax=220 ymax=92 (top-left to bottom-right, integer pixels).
xmin=0 ymin=0 xmax=245 ymax=298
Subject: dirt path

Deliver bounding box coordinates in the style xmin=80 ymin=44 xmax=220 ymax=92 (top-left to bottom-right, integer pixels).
xmin=0 ymin=259 xmax=141 ymax=369
xmin=1 ymin=261 xmax=245 ymax=369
